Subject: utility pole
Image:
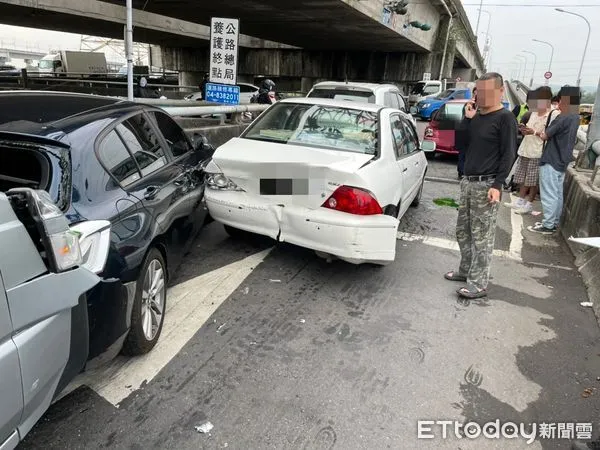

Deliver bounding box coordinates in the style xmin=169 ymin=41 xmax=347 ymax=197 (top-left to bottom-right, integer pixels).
xmin=475 ymin=0 xmax=483 ymax=38
xmin=126 ymin=0 xmax=134 ymax=101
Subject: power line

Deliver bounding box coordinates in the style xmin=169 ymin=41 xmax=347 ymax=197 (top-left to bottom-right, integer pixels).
xmin=462 ymin=3 xmax=599 ymax=6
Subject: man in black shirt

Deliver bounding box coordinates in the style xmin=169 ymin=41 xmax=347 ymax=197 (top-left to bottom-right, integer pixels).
xmin=444 ymin=72 xmax=518 ymax=299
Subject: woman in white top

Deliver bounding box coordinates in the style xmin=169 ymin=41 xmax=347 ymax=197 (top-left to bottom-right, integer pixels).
xmin=509 ymin=86 xmax=558 ymax=214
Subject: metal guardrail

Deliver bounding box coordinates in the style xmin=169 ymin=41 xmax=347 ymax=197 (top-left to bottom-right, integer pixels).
xmin=137 ymin=101 xmax=271 ymax=125
xmin=509 ymin=80 xmax=528 ymax=105
xmin=505 ymin=82 xmax=521 ymax=110
xmin=0 ymin=69 xmax=191 ymax=92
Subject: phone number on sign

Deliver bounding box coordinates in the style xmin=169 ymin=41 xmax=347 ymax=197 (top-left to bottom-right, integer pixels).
xmin=209 ymin=92 xmax=238 ymax=101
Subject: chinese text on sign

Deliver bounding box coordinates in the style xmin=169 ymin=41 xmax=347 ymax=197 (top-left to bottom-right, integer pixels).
xmin=210 ymin=17 xmax=239 ymax=85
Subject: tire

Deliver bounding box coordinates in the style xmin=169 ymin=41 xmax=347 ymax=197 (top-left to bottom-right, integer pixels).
xmin=122 ymin=248 xmax=167 ymax=356
xmin=428 ymin=110 xmax=438 ymax=121
xmin=411 ymin=175 xmax=425 ymax=207
xmin=224 ymin=224 xmax=248 ymax=239
xmin=384 ymin=204 xmax=399 ymax=218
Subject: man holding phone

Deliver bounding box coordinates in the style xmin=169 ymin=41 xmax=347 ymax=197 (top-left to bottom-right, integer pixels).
xmin=444 ymin=72 xmax=518 ymax=299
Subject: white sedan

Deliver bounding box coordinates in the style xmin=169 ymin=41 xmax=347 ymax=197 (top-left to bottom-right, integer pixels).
xmin=204 ymin=98 xmax=428 ymax=265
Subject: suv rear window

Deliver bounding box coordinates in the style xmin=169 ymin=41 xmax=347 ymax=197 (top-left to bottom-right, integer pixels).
xmin=308 ymin=88 xmax=375 ymax=103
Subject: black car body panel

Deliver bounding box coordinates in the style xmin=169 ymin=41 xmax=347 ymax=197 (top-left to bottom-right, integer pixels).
xmin=0 ymin=91 xmax=209 ymax=362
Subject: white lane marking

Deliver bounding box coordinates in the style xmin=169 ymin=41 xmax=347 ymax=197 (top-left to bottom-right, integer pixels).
xmin=508 ymin=193 xmax=524 ymax=261
xmin=70 ymin=248 xmax=272 ymax=407
xmin=397 ymin=231 xmax=521 ymax=261
xmin=523 ymin=261 xmax=573 ymax=271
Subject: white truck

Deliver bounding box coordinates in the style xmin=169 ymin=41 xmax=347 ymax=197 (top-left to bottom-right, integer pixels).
xmin=408 ymin=80 xmax=443 ymax=111
xmin=38 ymin=51 xmax=107 ymax=77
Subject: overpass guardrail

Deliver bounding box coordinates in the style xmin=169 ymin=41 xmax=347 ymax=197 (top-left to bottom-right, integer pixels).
xmin=133 ymin=99 xmax=270 ymax=125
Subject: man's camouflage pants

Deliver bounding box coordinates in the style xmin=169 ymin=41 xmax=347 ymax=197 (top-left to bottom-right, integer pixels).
xmin=456 ymin=178 xmax=500 ymax=290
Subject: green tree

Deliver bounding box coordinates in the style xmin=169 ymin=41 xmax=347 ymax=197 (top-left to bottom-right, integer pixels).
xmin=582 ymin=91 xmax=596 ymax=103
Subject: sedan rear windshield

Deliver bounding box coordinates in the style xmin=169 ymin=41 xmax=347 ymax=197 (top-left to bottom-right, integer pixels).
xmin=242 ymin=103 xmax=379 ymax=155
xmin=307 ymin=88 xmax=375 ymax=104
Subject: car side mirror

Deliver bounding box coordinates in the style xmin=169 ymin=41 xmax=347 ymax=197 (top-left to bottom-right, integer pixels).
xmin=421 ymin=140 xmax=436 ymax=153
xmin=192 ymin=133 xmax=215 ymax=160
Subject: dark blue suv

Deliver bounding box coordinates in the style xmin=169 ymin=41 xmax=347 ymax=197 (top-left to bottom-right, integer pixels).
xmin=0 ymin=91 xmax=213 ymax=363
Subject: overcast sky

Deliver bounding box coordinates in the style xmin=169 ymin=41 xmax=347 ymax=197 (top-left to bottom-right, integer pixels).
xmin=462 ymin=0 xmax=598 ymax=89
xmin=0 ymin=0 xmax=598 ymax=90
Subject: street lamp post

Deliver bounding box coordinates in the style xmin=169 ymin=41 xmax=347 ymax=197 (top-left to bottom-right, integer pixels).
xmin=532 ymin=39 xmax=554 ymax=73
xmin=532 ymin=38 xmax=554 ymax=86
xmin=555 ymin=8 xmax=591 ymax=87
xmin=515 ymin=55 xmax=526 ymax=83
xmin=522 ymin=50 xmax=537 ymax=87
xmin=513 ymin=59 xmax=523 ymax=81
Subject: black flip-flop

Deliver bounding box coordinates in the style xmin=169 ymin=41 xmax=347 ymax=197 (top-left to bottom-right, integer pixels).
xmin=444 ymin=271 xmax=467 ymax=282
xmin=456 ymin=286 xmax=488 ymax=299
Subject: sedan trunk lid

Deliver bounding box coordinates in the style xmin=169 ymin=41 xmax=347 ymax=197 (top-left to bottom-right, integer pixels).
xmin=211 ymin=137 xmax=375 ymax=209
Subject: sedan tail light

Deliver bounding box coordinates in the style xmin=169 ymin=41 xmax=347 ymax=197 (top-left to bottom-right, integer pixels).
xmin=321 ymin=186 xmax=383 ymax=215
xmin=7 ymin=188 xmax=83 ymax=272
xmin=70 ymin=220 xmax=112 ymax=274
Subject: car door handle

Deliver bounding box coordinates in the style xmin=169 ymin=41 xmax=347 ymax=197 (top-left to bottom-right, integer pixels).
xmin=174 ymin=175 xmax=187 ymax=186
xmin=144 ymin=185 xmax=160 ymax=200
xmin=403 ymin=168 xmax=408 ymax=173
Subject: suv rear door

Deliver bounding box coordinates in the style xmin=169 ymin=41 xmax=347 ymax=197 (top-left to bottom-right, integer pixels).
xmin=0 ymin=271 xmax=22 ymax=450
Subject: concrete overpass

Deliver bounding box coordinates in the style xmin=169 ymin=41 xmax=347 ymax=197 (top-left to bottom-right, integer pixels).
xmin=0 ymin=0 xmax=295 ymax=50
xmin=0 ymin=48 xmax=46 ymax=61
xmin=0 ymin=0 xmax=484 ymax=87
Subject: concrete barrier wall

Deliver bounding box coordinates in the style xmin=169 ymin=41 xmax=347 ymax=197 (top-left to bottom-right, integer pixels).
xmin=561 ymin=167 xmax=600 ymax=321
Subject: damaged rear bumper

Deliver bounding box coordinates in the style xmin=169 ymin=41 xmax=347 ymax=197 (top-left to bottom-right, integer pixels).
xmin=205 ymin=190 xmax=399 ymax=264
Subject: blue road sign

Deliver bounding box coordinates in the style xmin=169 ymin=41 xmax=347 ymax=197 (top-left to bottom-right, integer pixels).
xmin=205 ymin=83 xmax=240 ymax=105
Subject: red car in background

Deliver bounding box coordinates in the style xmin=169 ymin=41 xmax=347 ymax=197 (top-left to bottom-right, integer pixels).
xmin=422 ymin=99 xmax=470 ymax=156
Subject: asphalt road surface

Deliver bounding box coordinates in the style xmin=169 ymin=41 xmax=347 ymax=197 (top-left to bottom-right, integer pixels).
xmin=19 ymin=155 xmax=600 ymax=449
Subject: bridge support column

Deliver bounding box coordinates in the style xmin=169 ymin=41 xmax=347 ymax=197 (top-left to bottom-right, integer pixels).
xmin=301 ymin=77 xmax=315 ymax=93
xmin=179 ymin=71 xmax=204 ymax=88
xmin=163 ymin=46 xmax=445 ymax=91
xmin=429 ymin=16 xmax=458 ymax=81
